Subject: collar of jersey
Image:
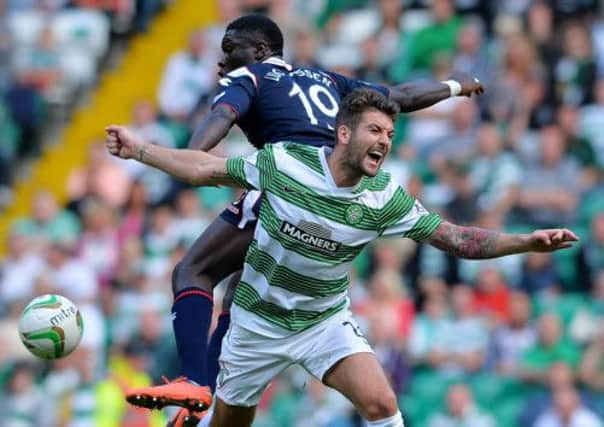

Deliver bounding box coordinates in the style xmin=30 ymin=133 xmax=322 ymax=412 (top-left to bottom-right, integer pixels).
xmin=263 ymin=57 xmax=293 ymax=71
xmin=318 ymin=146 xmax=363 ymax=196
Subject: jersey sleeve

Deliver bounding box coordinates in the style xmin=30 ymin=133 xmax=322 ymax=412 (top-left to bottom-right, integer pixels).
xmin=225 ymin=144 xmax=276 ymax=190
xmin=323 ymin=70 xmax=389 ymax=98
xmin=380 ymin=187 xmax=442 ymax=242
xmin=211 ymin=66 xmax=259 ymax=118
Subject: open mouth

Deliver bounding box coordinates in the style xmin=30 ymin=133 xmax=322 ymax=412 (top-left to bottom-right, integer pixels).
xmin=367 ymin=150 xmax=384 ymax=165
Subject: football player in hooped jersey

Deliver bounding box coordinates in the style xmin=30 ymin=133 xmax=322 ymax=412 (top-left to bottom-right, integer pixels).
xmin=124 ymin=14 xmax=484 ymax=427
xmin=106 ymin=89 xmax=577 ymax=427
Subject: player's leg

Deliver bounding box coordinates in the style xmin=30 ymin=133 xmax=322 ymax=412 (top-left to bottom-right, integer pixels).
xmin=208 ymin=398 xmax=256 ymax=427
xmin=126 ymin=212 xmax=253 ymax=412
xmin=302 ymin=312 xmax=403 ymax=426
xmin=323 ymin=353 xmax=402 ymax=425
xmin=206 ymin=275 xmax=239 ymax=392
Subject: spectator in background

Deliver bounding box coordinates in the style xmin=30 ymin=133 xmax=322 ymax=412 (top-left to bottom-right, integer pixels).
xmin=408 ymin=292 xmax=450 ymax=366
xmin=67 ymin=142 xmax=132 ymax=212
xmin=472 ymin=266 xmax=510 ymax=325
xmin=576 ymin=213 xmax=604 ymax=291
xmin=489 ymin=291 xmax=537 ymax=375
xmin=443 ymin=160 xmax=480 ymax=225
xmin=579 ymin=78 xmax=604 ymax=166
xmin=117 ymin=180 xmax=148 ymax=244
xmin=13 ymin=24 xmax=61 ymax=101
xmin=452 ymin=18 xmax=492 ymax=89
xmin=520 ymin=252 xmax=561 ymax=298
xmin=579 ymin=322 xmax=604 ymax=394
xmin=157 ymin=29 xmax=214 ymax=121
xmin=557 ymin=105 xmax=598 ymax=179
xmin=427 ymin=383 xmax=495 ymax=427
xmin=95 ymin=340 xmax=165 ymax=427
xmin=526 ymin=2 xmax=556 ymax=69
xmin=129 ymin=99 xmax=175 ymax=149
xmin=76 ymin=198 xmax=120 ymax=287
xmin=520 ymin=362 xmax=599 ymax=427
xmin=142 ymin=205 xmax=180 ymax=278
xmin=515 ymin=125 xmax=581 ymax=228
xmin=14 ymin=190 xmax=80 ymax=248
xmin=468 ymin=123 xmax=521 ymax=216
xmin=123 ymin=99 xmax=176 ymax=204
xmin=367 ymin=303 xmax=411 ymax=395
xmin=570 ymin=273 xmax=604 ymax=344
xmin=534 ymin=386 xmax=603 ymax=427
xmin=354 ymin=268 xmax=414 ymax=340
xmin=0 ymin=228 xmax=45 ymax=307
xmin=519 ymin=313 xmax=581 ymax=384
xmin=0 ymin=361 xmax=51 ymax=427
xmin=292 ymin=377 xmax=354 ymax=427
xmin=429 ymin=97 xmax=479 ymax=165
xmin=428 ymin=285 xmax=488 ymax=377
xmin=171 ymin=189 xmax=210 ymax=248
xmin=553 ymin=22 xmax=596 ymax=106
xmin=128 ymin=307 xmax=178 ymax=384
xmin=355 ymin=35 xmax=388 ymax=83
xmin=288 ymin=26 xmax=320 ymax=69
xmin=405 ymin=0 xmax=462 ymax=74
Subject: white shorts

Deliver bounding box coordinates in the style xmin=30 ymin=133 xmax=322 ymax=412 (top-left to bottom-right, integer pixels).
xmin=215 ymin=309 xmax=373 ymax=407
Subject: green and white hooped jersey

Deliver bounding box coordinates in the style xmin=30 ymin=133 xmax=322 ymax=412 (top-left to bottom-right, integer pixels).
xmin=226 ymin=142 xmax=442 ymax=336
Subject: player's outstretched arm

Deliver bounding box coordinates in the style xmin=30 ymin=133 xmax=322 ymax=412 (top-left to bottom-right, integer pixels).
xmin=188 ymin=104 xmax=237 ymax=151
xmin=105 ymin=125 xmax=237 ymax=187
xmin=388 ymin=72 xmax=484 ymax=112
xmin=425 ymin=221 xmax=578 ymax=259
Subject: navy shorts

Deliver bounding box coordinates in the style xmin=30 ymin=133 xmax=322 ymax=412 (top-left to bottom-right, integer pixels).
xmin=219 ymin=190 xmax=263 ymax=230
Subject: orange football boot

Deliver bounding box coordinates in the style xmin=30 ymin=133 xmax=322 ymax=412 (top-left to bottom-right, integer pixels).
xmin=126 ymin=376 xmax=212 ymax=413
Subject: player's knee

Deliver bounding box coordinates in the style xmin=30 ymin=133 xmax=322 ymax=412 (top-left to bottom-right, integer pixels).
xmin=362 ymin=390 xmax=399 ymax=421
xmin=171 ymin=260 xmax=212 ymax=295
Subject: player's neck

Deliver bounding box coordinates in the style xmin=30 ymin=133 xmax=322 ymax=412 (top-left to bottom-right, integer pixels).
xmin=326 ymin=149 xmax=363 ymax=188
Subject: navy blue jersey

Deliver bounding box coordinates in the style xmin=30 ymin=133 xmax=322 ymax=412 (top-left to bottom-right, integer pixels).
xmin=211 ymin=57 xmax=389 ymax=149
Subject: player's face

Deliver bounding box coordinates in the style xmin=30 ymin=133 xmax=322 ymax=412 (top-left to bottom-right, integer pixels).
xmin=346 ymin=110 xmax=394 ymax=177
xmin=218 ymin=30 xmax=258 ymax=77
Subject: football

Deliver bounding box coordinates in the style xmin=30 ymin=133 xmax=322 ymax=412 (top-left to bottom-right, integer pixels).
xmin=19 ymin=294 xmax=84 ymax=360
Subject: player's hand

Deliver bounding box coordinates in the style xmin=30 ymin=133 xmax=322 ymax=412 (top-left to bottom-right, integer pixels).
xmin=526 ymin=229 xmax=579 ymax=252
xmin=449 ymin=72 xmax=484 ymax=97
xmin=105 ymin=125 xmax=143 ymax=160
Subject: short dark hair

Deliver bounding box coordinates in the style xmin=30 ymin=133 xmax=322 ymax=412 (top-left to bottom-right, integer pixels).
xmin=226 ymin=14 xmax=284 ymax=56
xmin=336 ymin=89 xmax=399 ymax=131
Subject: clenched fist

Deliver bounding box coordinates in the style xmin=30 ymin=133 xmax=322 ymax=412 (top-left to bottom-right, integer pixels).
xmin=105 ymin=125 xmax=144 ymax=160
xmin=449 ymin=72 xmax=485 ymax=97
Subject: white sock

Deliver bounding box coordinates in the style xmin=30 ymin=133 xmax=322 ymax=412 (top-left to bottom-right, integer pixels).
xmin=365 ymin=411 xmax=404 ymax=427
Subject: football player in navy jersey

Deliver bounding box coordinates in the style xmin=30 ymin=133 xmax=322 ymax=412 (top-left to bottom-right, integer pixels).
xmin=124 ymin=13 xmax=484 ymax=427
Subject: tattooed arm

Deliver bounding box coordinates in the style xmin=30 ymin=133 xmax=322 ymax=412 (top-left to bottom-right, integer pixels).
xmin=426 ymin=221 xmax=579 ymax=259
xmin=105 ymin=125 xmax=237 ymax=187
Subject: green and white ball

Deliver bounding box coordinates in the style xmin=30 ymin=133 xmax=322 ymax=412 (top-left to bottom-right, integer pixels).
xmin=19 ymin=294 xmax=84 ymax=359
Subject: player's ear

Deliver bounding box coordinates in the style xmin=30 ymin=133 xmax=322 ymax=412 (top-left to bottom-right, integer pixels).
xmin=254 ymin=41 xmax=269 ymax=59
xmin=337 ymin=124 xmax=351 ymax=145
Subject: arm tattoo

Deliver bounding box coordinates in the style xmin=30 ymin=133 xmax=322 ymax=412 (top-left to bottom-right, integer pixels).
xmin=427 ymin=221 xmax=501 ymax=259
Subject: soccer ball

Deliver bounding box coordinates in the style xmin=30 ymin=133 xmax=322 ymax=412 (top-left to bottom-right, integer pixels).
xmin=19 ymin=294 xmax=84 ymax=360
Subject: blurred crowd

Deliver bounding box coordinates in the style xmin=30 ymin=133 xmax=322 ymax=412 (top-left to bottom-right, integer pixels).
xmin=0 ymin=0 xmax=170 ymax=207
xmin=2 ymin=0 xmax=604 ymax=426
